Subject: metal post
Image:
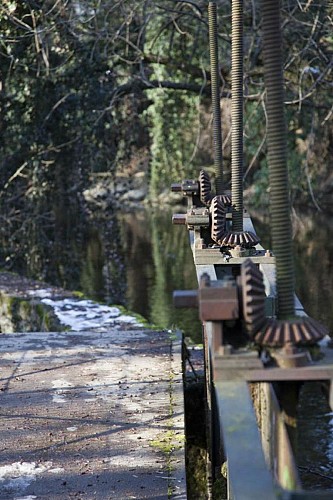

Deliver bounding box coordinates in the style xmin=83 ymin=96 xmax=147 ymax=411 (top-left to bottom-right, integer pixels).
xmin=208 ymin=1 xmax=224 ymax=196
xmin=231 ymin=0 xmax=244 ymax=232
xmin=260 ymin=0 xmax=295 ymax=319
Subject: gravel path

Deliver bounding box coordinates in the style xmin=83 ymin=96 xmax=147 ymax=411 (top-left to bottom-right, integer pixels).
xmin=0 ymin=327 xmax=186 ymax=500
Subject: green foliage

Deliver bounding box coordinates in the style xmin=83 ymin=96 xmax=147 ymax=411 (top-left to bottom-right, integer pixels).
xmin=143 ymin=1 xmax=210 ymax=196
xmin=0 ymin=0 xmax=332 ymax=288
xmin=146 ymin=89 xmax=200 ymax=196
xmin=243 ymin=1 xmax=333 ymax=208
xmin=0 ymin=0 xmax=134 ymax=281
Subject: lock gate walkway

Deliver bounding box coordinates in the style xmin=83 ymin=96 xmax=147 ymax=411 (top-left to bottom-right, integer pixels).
xmin=0 ymin=313 xmax=186 ymax=500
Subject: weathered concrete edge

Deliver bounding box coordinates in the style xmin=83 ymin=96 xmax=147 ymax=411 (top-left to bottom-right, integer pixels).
xmin=170 ymin=330 xmax=187 ymax=499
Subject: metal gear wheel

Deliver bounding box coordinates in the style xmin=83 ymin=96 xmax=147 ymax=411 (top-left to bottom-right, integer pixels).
xmin=210 ymin=195 xmax=226 ymax=244
xmin=198 ymin=170 xmax=232 ymax=207
xmin=240 ymin=258 xmax=267 ymax=336
xmin=254 ymin=316 xmax=328 ymax=347
xmin=198 ymin=170 xmax=213 ymax=206
xmin=219 ymin=193 xmax=232 ymax=207
xmin=218 ymin=230 xmax=259 ymax=248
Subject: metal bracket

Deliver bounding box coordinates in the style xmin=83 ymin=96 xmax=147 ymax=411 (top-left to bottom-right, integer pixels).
xmin=194 ymin=247 xmax=276 ymax=265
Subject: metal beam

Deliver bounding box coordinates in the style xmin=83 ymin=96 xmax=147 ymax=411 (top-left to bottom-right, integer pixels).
xmin=213 ymin=362 xmax=333 ymax=383
xmin=215 ymin=380 xmax=277 ymax=499
xmin=194 ymin=249 xmax=275 ymax=265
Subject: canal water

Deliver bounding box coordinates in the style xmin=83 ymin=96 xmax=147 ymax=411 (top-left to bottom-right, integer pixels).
xmin=1 ymin=204 xmax=333 ymax=490
xmin=116 ymin=207 xmax=333 ymax=341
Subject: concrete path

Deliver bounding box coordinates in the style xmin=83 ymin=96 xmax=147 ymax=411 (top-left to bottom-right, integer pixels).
xmin=0 ymin=326 xmax=186 ymax=500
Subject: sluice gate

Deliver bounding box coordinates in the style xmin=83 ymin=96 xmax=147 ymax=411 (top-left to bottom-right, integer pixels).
xmin=172 ymin=1 xmax=332 ymax=498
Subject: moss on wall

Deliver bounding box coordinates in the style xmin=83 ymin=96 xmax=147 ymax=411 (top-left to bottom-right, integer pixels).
xmin=0 ymin=292 xmax=62 ymax=333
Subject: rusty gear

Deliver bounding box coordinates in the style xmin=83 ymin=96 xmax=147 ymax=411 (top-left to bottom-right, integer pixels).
xmin=210 ymin=196 xmax=226 ymax=244
xmin=240 ymin=258 xmax=267 ymax=336
xmin=199 ymin=170 xmax=214 ymax=206
xmin=254 ymin=316 xmax=328 ymax=347
xmin=217 ymin=230 xmax=259 ymax=248
xmin=219 ymin=193 xmax=232 ymax=207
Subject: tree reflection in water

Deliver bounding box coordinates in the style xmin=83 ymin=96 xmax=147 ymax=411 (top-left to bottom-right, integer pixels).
xmin=251 ymin=209 xmax=333 ymax=333
xmin=118 ymin=209 xmax=201 ymax=342
xmin=1 ymin=204 xmax=331 ymax=338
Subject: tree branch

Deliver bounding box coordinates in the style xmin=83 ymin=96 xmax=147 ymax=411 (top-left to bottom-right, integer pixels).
xmin=109 ymin=77 xmax=215 ymax=101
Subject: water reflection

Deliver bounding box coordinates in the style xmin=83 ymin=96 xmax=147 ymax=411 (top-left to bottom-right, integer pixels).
xmin=251 ymin=209 xmax=333 ymax=333
xmin=297 ymin=383 xmax=333 ymax=490
xmin=116 ymin=208 xmax=333 ymax=337
xmin=78 ymin=215 xmax=127 ymax=305
xmin=293 ymin=211 xmax=333 ymax=333
xmin=2 ymin=204 xmax=331 ymax=339
xmin=118 ymin=209 xmax=202 ymax=342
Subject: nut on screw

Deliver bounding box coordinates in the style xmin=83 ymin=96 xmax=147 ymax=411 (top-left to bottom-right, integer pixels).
xmin=196 ymin=238 xmax=207 ymax=249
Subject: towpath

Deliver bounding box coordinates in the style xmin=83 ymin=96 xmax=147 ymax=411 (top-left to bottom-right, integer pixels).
xmin=0 ymin=285 xmax=186 ymax=500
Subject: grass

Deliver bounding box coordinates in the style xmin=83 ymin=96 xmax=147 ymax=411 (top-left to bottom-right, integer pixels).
xmin=149 ymin=331 xmax=186 ymax=498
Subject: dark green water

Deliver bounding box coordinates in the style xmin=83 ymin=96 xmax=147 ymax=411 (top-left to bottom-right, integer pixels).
xmin=116 ymin=207 xmax=333 ymax=340
xmin=3 ymin=205 xmax=331 ymax=340
xmin=117 ymin=208 xmax=201 ymax=341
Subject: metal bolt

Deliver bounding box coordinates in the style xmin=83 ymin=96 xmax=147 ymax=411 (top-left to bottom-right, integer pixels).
xmin=171 ymin=183 xmax=182 ymax=192
xmin=200 ymin=273 xmax=211 ymax=288
xmin=219 ymin=344 xmax=233 ymax=355
xmin=172 ymin=214 xmax=186 ymax=225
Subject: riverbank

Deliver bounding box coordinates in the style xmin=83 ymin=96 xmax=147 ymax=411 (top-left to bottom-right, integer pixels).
xmin=82 ymin=171 xmax=333 ymax=214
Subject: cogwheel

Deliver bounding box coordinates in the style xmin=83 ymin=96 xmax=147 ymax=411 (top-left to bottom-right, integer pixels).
xmin=210 ymin=196 xmax=226 ymax=244
xmin=219 ymin=193 xmax=232 ymax=207
xmin=240 ymin=258 xmax=267 ymax=336
xmin=198 ymin=170 xmax=213 ymax=206
xmin=218 ymin=231 xmax=260 ymax=248
xmin=254 ymin=316 xmax=328 ymax=347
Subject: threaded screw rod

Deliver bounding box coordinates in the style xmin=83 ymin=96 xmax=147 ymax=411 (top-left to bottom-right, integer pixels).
xmin=231 ymin=0 xmax=244 ymax=231
xmin=208 ymin=1 xmax=224 ymax=195
xmin=261 ymin=0 xmax=295 ymax=319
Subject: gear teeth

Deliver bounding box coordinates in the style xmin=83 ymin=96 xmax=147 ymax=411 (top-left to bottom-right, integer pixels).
xmin=210 ymin=196 xmax=226 ymax=244
xmin=254 ymin=317 xmax=328 ymax=347
xmin=241 ymin=259 xmax=266 ymax=336
xmin=218 ymin=231 xmax=259 ymax=248
xmin=220 ymin=194 xmax=232 ymax=207
xmin=198 ymin=170 xmax=214 ymax=206
xmin=198 ymin=170 xmax=232 ymax=207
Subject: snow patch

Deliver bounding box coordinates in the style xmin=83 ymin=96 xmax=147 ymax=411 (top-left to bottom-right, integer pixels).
xmin=0 ymin=461 xmax=63 ymax=496
xmin=15 ymin=497 xmax=37 ymax=500
xmin=40 ymin=297 xmax=142 ymax=330
xmin=51 ymin=379 xmax=73 ymax=403
xmin=27 ymin=289 xmax=53 ymax=298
